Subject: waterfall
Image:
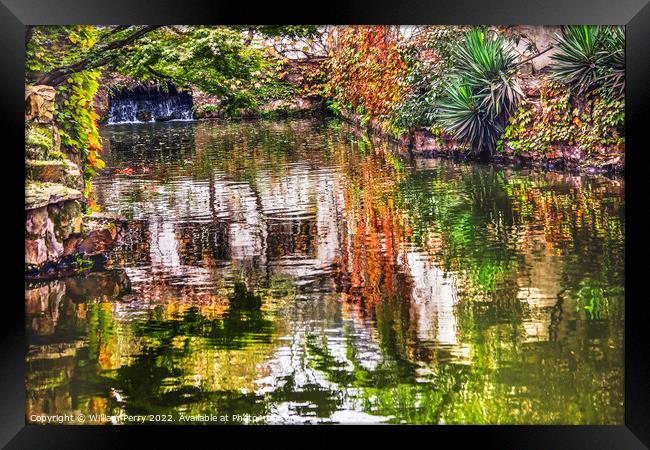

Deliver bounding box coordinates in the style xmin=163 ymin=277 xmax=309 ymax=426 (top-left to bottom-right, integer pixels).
xmin=107 ymin=83 xmax=194 ymax=124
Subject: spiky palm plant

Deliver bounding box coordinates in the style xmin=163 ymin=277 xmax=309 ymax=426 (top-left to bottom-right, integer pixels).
xmin=599 ymin=26 xmax=625 ymax=97
xmin=437 ymin=81 xmax=503 ymax=154
xmin=454 ymin=27 xmax=523 ymax=118
xmin=551 ymin=25 xmax=625 ymax=97
xmin=436 ymin=28 xmax=522 ymax=155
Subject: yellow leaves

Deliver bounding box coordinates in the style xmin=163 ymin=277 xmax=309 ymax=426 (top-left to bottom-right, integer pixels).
xmin=87 ymin=150 xmax=97 ymax=165
xmin=87 ymin=197 xmax=102 ymax=213
xmin=573 ymin=117 xmax=583 ymax=128
xmin=88 ymin=133 xmax=101 ymax=150
xmin=87 ymin=147 xmax=105 ymax=170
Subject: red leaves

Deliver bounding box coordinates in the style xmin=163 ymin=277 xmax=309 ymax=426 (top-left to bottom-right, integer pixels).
xmin=115 ymin=166 xmax=150 ymax=176
xmin=115 ymin=167 xmax=134 ymax=176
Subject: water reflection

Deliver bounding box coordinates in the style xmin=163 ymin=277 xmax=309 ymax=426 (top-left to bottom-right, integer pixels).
xmin=25 ymin=118 xmax=624 ymax=424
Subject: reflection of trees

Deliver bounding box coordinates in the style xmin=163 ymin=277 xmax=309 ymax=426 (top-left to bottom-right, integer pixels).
xmin=394 ymin=160 xmax=624 ymax=321
xmin=33 ymin=118 xmax=625 ymax=424
xmin=109 ymin=281 xmax=275 ymax=419
xmin=395 ymin=164 xmax=519 ymax=296
xmin=300 ymin=142 xmax=625 ymax=424
xmin=305 ymin=301 xmax=623 ymax=424
xmin=25 ymin=272 xmax=133 ymax=422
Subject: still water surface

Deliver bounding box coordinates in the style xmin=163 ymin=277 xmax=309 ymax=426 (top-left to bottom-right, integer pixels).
xmin=26 ymin=118 xmax=625 ymax=424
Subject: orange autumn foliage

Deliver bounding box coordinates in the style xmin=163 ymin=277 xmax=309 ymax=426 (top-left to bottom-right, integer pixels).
xmin=325 ymin=26 xmax=407 ymax=118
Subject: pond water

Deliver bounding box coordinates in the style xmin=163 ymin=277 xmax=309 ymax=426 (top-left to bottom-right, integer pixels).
xmin=26 ymin=118 xmax=625 ymax=424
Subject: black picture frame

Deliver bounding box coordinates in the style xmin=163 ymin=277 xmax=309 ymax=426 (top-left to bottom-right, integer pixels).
xmin=2 ymin=1 xmax=648 ymax=447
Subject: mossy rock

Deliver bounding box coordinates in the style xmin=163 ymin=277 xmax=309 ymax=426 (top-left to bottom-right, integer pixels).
xmin=47 ymin=201 xmax=82 ymax=241
xmin=26 ymin=159 xmax=83 ymax=191
xmin=25 ymin=123 xmax=60 ymax=159
xmin=25 ymin=181 xmax=82 ymax=210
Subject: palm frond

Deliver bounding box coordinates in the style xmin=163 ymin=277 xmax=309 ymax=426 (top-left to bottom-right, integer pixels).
xmin=551 ymin=25 xmax=625 ymax=97
xmin=436 ymin=27 xmax=522 ymax=155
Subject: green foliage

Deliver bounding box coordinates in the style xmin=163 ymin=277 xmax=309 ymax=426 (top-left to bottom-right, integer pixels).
xmin=454 ymin=28 xmax=523 ymax=118
xmin=55 ymin=69 xmax=104 ymax=190
xmin=109 ymin=27 xmax=265 ymax=112
xmin=550 ymin=26 xmax=625 ymax=98
xmin=27 ymin=26 xmax=105 ymax=198
xmin=437 ymin=80 xmax=500 ymax=153
xmin=254 ymin=79 xmax=299 ymax=102
xmin=502 ymin=81 xmax=624 ymax=155
xmin=599 ymin=26 xmax=625 ymax=96
xmin=199 ymin=104 xmax=220 ymax=113
xmin=389 ymin=26 xmax=467 ymax=135
xmin=437 ymin=28 xmax=523 ymax=155
xmin=26 ymin=26 xmax=97 ymax=78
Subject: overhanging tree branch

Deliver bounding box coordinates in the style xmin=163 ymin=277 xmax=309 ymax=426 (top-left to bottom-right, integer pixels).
xmin=515 ymin=45 xmax=555 ymax=67
xmin=34 ymin=25 xmax=162 ymax=87
xmin=146 ymin=65 xmax=173 ymax=80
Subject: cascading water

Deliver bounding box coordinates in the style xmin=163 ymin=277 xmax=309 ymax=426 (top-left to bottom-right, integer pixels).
xmin=107 ymin=83 xmax=194 ymax=124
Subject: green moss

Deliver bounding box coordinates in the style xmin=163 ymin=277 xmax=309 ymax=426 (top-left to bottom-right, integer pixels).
xmin=25 ymin=125 xmax=54 ymax=159
xmin=47 ymin=151 xmax=67 ymax=161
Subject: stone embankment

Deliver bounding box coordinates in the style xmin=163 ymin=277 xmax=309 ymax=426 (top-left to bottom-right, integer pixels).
xmin=25 ymin=85 xmax=126 ymax=279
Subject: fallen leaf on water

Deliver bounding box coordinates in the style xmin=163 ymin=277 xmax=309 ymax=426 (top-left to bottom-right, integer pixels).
xmin=116 ymin=167 xmax=134 ymax=176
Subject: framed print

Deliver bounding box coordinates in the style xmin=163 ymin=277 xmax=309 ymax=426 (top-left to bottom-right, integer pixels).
xmin=1 ymin=0 xmax=648 ymax=447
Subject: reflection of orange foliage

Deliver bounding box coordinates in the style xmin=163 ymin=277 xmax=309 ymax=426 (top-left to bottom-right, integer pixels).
xmin=508 ymin=174 xmax=624 ymax=254
xmin=338 ymin=150 xmax=413 ymax=313
xmin=89 ymin=396 xmax=108 ymax=415
xmin=162 ymin=301 xmax=230 ymax=321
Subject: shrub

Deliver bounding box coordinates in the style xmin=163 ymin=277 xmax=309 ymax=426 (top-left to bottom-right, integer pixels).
xmin=437 ymin=28 xmax=523 ymax=155
xmin=501 ymin=80 xmax=624 ymax=155
xmin=550 ymin=25 xmax=625 ymax=98
xmin=388 ymin=26 xmax=468 ymax=136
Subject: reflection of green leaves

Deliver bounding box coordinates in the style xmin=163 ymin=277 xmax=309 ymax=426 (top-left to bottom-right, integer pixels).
xmin=575 ymin=282 xmax=622 ymax=320
xmin=109 ymin=284 xmax=275 ymax=419
xmin=137 ymin=307 xmax=273 ymax=351
xmin=472 ymin=260 xmax=509 ymax=292
xmin=396 ymin=164 xmax=516 ymax=295
xmin=87 ymin=303 xmax=115 ymax=361
xmin=229 ymin=280 xmax=262 ymax=310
